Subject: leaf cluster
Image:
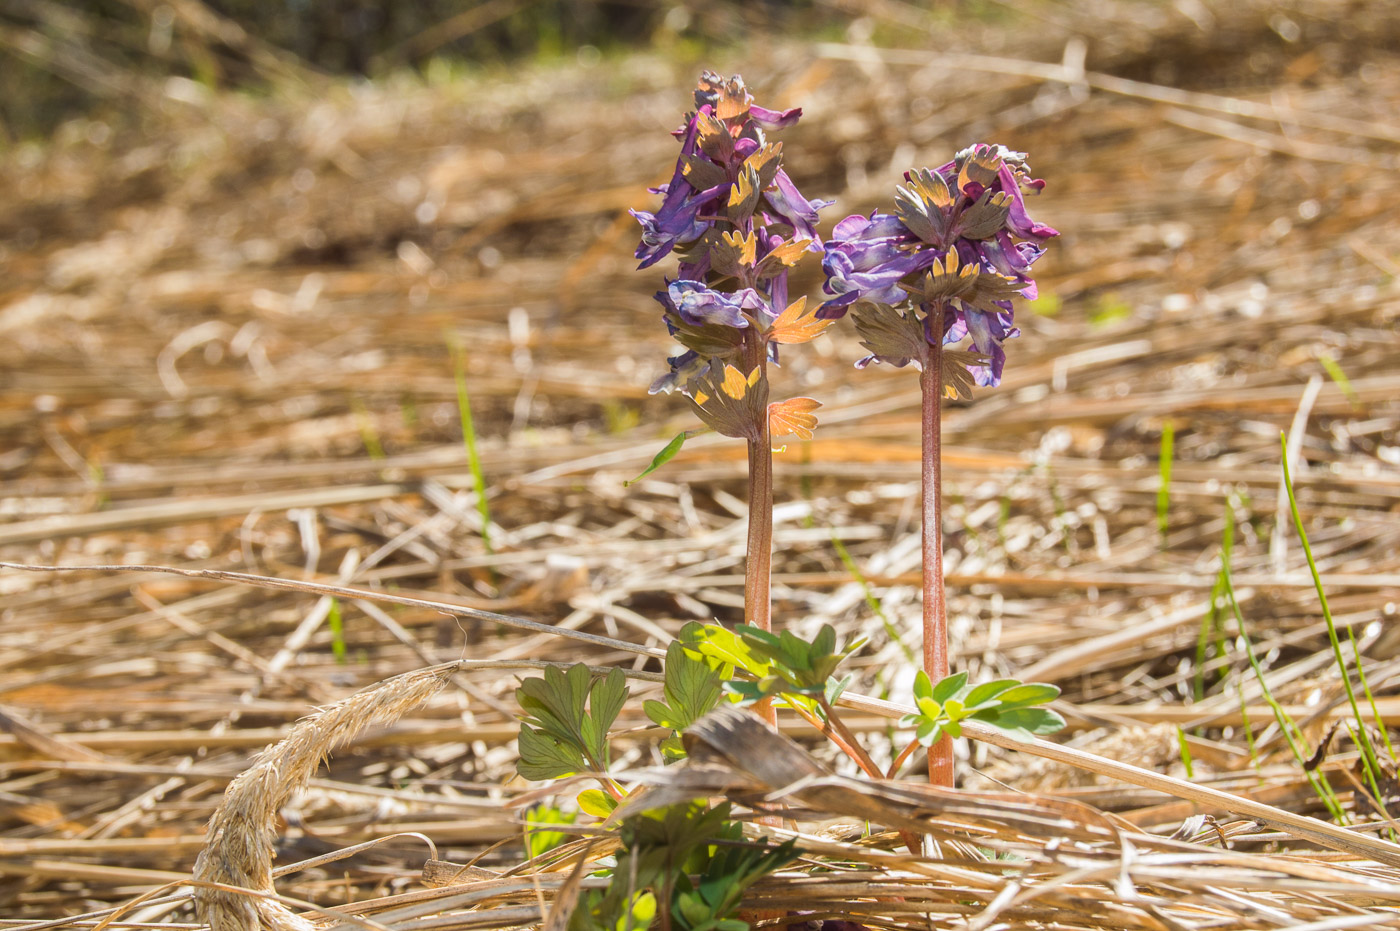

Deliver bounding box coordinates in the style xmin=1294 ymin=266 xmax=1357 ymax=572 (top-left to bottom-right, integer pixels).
xmin=681 ymin=621 xmax=863 ymax=708
xmin=523 ymin=803 xmax=576 ymax=859
xmin=570 ymin=801 xmax=796 ymax=931
xmin=515 ymin=664 xmax=629 ymax=781
xmin=901 ymin=671 xmax=1065 ymax=748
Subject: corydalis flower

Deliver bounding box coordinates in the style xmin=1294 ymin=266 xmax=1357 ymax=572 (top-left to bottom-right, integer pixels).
xmin=631 ymin=72 xmax=830 ymax=271
xmin=637 ymin=73 xmax=832 ymax=399
xmin=820 ymin=144 xmax=1057 ymax=387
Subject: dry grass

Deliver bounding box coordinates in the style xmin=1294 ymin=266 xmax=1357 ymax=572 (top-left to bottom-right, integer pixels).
xmin=2 ymin=0 xmax=1400 ymax=927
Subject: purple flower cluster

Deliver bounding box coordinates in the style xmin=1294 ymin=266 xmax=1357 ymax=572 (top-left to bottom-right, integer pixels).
xmin=632 ymin=72 xmax=831 ymax=395
xmin=819 ymin=144 xmax=1057 ymax=387
xmin=631 ymin=72 xmax=827 ymax=272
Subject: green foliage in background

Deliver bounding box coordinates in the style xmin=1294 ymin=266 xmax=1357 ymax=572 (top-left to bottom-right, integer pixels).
xmin=0 ymin=0 xmax=845 ymax=138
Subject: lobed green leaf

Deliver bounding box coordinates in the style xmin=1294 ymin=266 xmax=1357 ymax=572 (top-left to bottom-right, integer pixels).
xmin=516 ymin=724 xmax=588 ymax=781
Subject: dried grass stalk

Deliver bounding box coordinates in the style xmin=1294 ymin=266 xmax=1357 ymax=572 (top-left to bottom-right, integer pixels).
xmin=193 ymin=661 xmax=463 ymax=931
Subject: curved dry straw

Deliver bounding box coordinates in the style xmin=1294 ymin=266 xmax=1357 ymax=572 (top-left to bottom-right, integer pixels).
xmin=194 ymin=661 xmax=464 ymax=931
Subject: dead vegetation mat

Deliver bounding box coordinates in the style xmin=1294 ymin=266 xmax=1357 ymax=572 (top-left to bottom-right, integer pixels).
xmin=2 ymin=0 xmax=1400 ymax=927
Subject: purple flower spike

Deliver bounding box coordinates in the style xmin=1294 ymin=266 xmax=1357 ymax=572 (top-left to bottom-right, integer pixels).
xmin=649 ymin=349 xmax=708 ymax=395
xmin=636 ymin=72 xmax=832 ymax=397
xmin=997 ymin=160 xmax=1058 ymax=242
xmin=820 ymin=143 xmax=1056 ymax=389
xmin=632 ymin=71 xmax=828 ymax=276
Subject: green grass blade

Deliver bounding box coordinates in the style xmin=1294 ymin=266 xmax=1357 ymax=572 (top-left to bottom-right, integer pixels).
xmin=351 ymin=397 xmax=386 ymax=460
xmin=1192 ymin=570 xmax=1226 ymax=705
xmin=327 ymin=597 xmax=347 ymax=664
xmin=1223 ymin=561 xmax=1346 ymax=821
xmin=1317 ymin=352 xmax=1361 ymax=408
xmin=830 ymin=532 xmax=915 ymax=663
xmin=449 ymin=335 xmax=494 ymax=556
xmin=1280 ymin=433 xmax=1391 ymax=790
xmin=1157 ymin=419 xmax=1174 ymax=540
xmin=1235 ymin=678 xmax=1263 ymax=777
xmin=1175 ymin=727 xmax=1194 ymax=778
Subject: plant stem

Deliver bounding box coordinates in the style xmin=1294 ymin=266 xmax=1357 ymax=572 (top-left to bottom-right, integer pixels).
xmin=921 ymin=305 xmax=953 ymax=787
xmin=745 ymin=435 xmax=773 ymax=640
xmin=888 ymin=736 xmax=922 ymax=780
xmin=742 ymin=333 xmax=776 ymax=728
xmin=817 ymin=697 xmax=882 ymax=780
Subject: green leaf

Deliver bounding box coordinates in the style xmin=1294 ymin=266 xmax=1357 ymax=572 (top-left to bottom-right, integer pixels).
xmin=676 ymin=891 xmax=711 ymax=927
xmin=517 ymin=724 xmax=588 ymax=781
xmin=683 ymin=623 xmax=771 ymax=677
xmin=523 ymin=804 xmax=574 ymax=858
xmin=644 ymin=699 xmax=682 ymax=730
xmin=964 ymin=677 xmax=1021 ymax=709
xmin=663 ymin=641 xmax=723 ymax=726
xmin=992 ymin=682 xmax=1060 ymax=711
xmin=931 ymin=670 xmax=969 ymax=703
xmin=677 ymin=622 xmax=736 ymax=677
xmin=659 ymin=734 xmax=687 ymax=762
xmin=625 ymin=432 xmax=689 ymax=486
xmin=721 ymin=679 xmax=768 ymax=705
xmin=734 ymin=624 xmax=785 ymax=654
xmin=584 ymin=668 xmax=630 ymax=762
xmin=515 ymin=663 xmax=629 ymax=782
xmin=617 ymin=890 xmax=656 ymax=931
xmin=916 ymin=719 xmax=943 ymax=746
xmin=912 ymin=670 xmax=934 ymax=702
xmin=991 ymin=706 xmax=1067 ymax=736
xmin=734 ymin=623 xmax=859 ymax=690
xmin=577 ymin=789 xmax=618 ymax=819
xmin=826 ymin=672 xmax=853 ymax=706
xmin=516 ymin=664 xmax=591 ymax=746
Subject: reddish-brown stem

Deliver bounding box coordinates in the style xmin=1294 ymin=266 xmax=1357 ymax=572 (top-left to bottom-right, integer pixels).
xmin=741 ymin=331 xmax=775 ymax=729
xmin=888 ymin=736 xmax=923 ymax=780
xmin=786 ymin=701 xmax=879 ymax=780
xmin=816 ymin=697 xmax=883 ymax=780
xmin=921 ymin=305 xmax=954 ymax=787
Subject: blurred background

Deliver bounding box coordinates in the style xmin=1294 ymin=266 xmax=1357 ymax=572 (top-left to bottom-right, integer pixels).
xmin=2 ymin=0 xmax=1399 ymax=918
